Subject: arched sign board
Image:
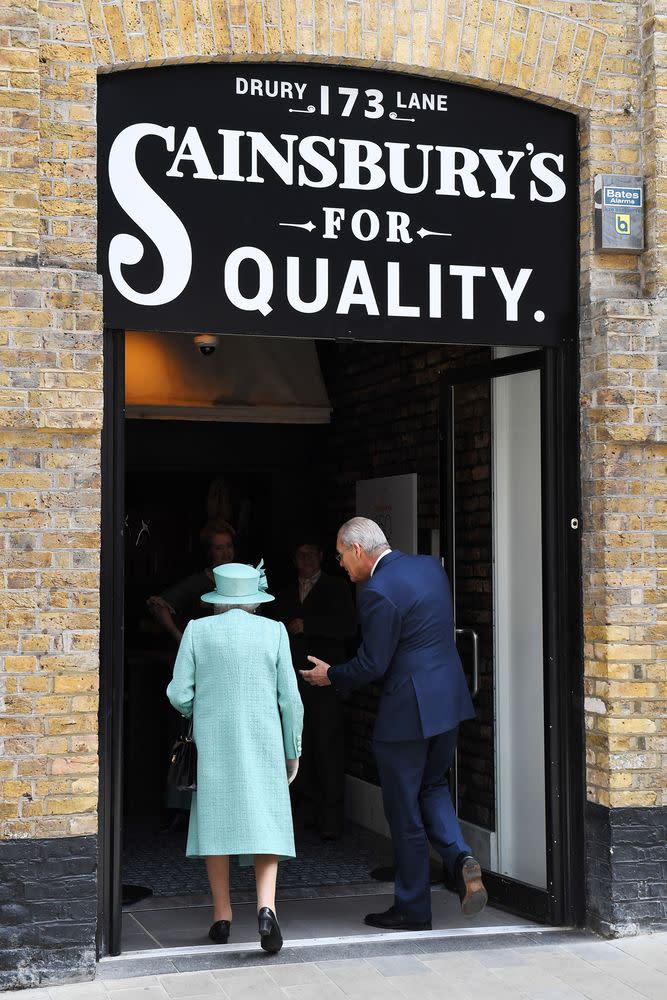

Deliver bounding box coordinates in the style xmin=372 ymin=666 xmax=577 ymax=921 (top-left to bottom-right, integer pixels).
xmin=98 ymin=65 xmax=577 ymax=347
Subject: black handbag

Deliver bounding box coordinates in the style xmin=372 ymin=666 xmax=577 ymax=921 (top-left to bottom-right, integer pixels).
xmin=167 ymin=719 xmax=197 ymax=792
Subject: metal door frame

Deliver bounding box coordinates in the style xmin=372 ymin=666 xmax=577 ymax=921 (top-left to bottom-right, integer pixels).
xmin=98 ymin=328 xmax=125 ymax=956
xmin=439 ymin=345 xmax=584 ymax=926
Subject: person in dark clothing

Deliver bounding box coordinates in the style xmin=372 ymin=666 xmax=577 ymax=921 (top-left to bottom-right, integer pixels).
xmin=147 ymin=521 xmax=236 ymax=642
xmin=271 ymin=539 xmax=356 ymax=839
xmin=303 ymin=517 xmax=487 ymax=929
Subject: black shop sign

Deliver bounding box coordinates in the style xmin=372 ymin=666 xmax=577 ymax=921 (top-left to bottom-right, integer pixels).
xmin=98 ymin=65 xmax=577 ymax=346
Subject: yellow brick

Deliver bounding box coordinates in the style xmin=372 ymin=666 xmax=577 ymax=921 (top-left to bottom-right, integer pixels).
xmin=0 ymin=471 xmax=51 ymax=488
xmin=44 ymin=714 xmax=98 ymax=736
xmin=523 ymin=10 xmax=543 ymax=65
xmin=347 ymin=2 xmax=362 ymax=57
xmin=444 ymin=15 xmax=461 ymax=67
xmin=71 ymin=695 xmax=98 ymax=713
xmin=21 ymin=800 xmax=44 ymax=817
xmin=473 ymin=23 xmax=493 ymax=76
xmin=20 ymin=675 xmax=51 ymax=693
xmin=69 ymin=815 xmax=98 ymax=835
xmin=177 ymin=0 xmax=197 ymax=52
xmin=553 ymin=21 xmax=576 ymax=75
xmin=51 ymin=755 xmax=98 ymax=775
xmin=606 ymin=645 xmax=655 ymax=662
xmin=102 ymin=6 xmax=130 ymax=63
xmin=143 ymin=1 xmax=166 ymax=60
xmin=604 ymin=718 xmax=657 ymax=735
xmin=609 ymin=791 xmax=657 ymax=808
xmin=2 ymin=780 xmax=32 ymax=798
xmin=53 ymin=675 xmax=98 ymax=694
xmin=80 ymin=0 xmax=106 ymax=35
xmin=0 ymin=717 xmax=41 ymax=736
xmin=3 ymin=655 xmax=37 ymax=672
xmin=72 ymin=777 xmax=98 ymax=794
xmin=3 ymin=695 xmax=32 ymax=714
xmin=503 ymin=32 xmax=524 ymax=86
xmin=46 ymin=795 xmax=97 ymax=815
xmin=36 ymin=737 xmax=68 ymax=754
xmin=35 ymin=695 xmax=71 ymax=714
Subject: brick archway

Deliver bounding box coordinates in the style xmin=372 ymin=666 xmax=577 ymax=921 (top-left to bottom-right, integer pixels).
xmin=34 ymin=1 xmax=608 ymax=274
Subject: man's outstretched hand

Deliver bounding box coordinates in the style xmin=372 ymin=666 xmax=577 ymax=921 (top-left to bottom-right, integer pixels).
xmin=300 ymin=656 xmax=332 ymax=686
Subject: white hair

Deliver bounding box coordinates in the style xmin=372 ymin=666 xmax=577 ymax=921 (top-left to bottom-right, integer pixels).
xmin=214 ymin=604 xmax=259 ymax=614
xmin=338 ymin=517 xmax=389 ymax=555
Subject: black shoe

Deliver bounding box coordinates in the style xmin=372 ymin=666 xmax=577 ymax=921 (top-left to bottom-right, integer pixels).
xmin=208 ymin=919 xmax=230 ymax=944
xmin=364 ymin=905 xmax=431 ymax=931
xmin=258 ymin=906 xmax=283 ymax=954
xmin=455 ymin=853 xmax=488 ymax=917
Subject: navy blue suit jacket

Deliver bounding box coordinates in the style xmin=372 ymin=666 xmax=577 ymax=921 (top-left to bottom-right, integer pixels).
xmin=328 ymin=551 xmax=474 ymax=742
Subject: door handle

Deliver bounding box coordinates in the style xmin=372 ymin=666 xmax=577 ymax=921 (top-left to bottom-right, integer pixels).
xmin=455 ymin=627 xmax=479 ymax=698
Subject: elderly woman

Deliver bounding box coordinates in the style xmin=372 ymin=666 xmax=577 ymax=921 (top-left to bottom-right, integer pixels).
xmin=167 ymin=562 xmax=303 ymax=954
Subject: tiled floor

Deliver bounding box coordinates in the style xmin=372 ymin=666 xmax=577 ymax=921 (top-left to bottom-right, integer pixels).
xmin=122 ymin=822 xmax=397 ymax=897
xmin=122 ymin=883 xmax=531 ymax=952
xmin=4 ymin=931 xmax=667 ymax=1000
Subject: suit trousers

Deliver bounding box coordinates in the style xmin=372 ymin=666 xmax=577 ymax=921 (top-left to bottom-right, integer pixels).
xmin=373 ymin=726 xmax=471 ymax=922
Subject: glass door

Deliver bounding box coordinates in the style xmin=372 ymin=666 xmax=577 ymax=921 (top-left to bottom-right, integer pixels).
xmin=440 ymin=349 xmax=570 ymax=922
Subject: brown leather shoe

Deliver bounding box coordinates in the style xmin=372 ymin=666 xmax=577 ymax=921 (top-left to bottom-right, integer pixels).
xmin=456 ymin=855 xmax=488 ymax=917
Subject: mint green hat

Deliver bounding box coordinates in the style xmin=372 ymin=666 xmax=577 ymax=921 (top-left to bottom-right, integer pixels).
xmin=201 ymin=559 xmax=274 ymax=605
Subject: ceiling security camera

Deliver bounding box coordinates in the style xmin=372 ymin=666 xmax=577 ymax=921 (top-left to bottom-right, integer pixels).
xmin=193 ymin=333 xmax=219 ymax=356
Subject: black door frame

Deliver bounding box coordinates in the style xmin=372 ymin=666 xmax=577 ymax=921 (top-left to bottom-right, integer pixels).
xmin=439 ymin=344 xmax=584 ymax=926
xmin=98 ymin=328 xmax=126 ymax=956
xmin=98 ymin=333 xmax=584 ymax=956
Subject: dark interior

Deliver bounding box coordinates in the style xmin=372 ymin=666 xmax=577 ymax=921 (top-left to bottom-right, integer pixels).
xmin=121 ymin=338 xmax=495 ymax=898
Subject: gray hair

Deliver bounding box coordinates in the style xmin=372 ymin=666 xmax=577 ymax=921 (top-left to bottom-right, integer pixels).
xmin=338 ymin=517 xmax=389 ymax=555
xmin=214 ymin=604 xmax=259 ymax=614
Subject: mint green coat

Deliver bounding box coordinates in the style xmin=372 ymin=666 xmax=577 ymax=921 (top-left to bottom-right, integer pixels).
xmin=167 ymin=610 xmax=304 ymax=863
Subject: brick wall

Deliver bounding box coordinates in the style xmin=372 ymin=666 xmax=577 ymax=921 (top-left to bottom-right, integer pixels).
xmin=0 ymin=268 xmax=102 ymax=841
xmin=0 ymin=0 xmax=664 ymax=973
xmin=586 ymin=802 xmax=667 ymax=935
xmin=581 ymin=297 xmax=667 ymax=810
xmin=450 ymin=378 xmax=495 ymax=830
xmin=0 ymin=836 xmax=96 ymax=990
xmin=317 ymin=341 xmax=494 ymax=829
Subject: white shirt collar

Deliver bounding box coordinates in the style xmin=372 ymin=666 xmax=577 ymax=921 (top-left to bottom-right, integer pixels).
xmin=370 ymin=549 xmax=392 ymax=577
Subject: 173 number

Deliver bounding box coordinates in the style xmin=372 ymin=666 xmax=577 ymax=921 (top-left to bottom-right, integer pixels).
xmin=320 ymin=85 xmax=384 ymax=118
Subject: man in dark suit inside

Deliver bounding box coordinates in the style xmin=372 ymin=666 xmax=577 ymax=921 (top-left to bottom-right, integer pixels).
xmin=302 ymin=516 xmax=487 ymax=930
xmin=272 ymin=536 xmax=356 ymax=840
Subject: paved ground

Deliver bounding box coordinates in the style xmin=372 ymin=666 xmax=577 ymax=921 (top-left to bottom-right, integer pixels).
xmin=3 ymin=931 xmax=666 ymax=1000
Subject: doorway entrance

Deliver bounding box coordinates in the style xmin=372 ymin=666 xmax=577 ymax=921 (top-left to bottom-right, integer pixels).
xmin=99 ymin=330 xmax=583 ymax=959
xmin=441 ymin=348 xmax=583 ymax=923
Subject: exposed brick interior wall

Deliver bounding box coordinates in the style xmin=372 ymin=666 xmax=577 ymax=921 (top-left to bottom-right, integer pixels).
xmin=450 ymin=379 xmax=494 ymax=830
xmin=317 ymin=340 xmax=495 ymax=831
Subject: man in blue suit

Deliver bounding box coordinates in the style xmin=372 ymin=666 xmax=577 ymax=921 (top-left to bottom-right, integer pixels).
xmin=302 ymin=516 xmax=487 ymax=930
